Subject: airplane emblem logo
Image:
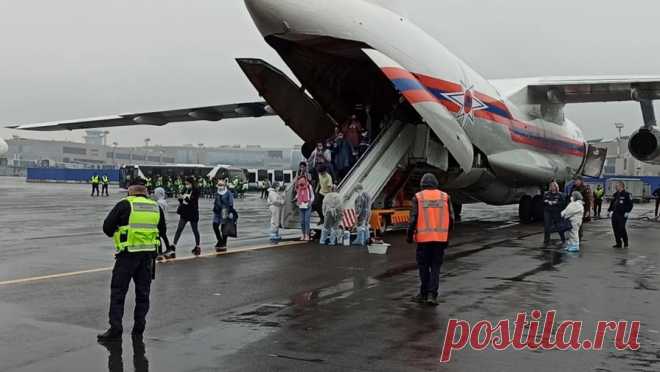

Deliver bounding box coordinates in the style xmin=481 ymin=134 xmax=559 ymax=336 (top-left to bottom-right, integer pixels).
xmin=443 ymin=82 xmax=488 ymax=127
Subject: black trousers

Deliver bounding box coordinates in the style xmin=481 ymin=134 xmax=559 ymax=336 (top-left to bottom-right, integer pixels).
xmin=656 ymin=199 xmax=659 ymax=217
xmin=212 ymin=223 xmax=227 ymax=248
xmin=594 ymin=199 xmax=603 ymax=217
xmin=612 ymin=214 xmax=629 ymax=246
xmin=313 ymin=193 xmax=325 ymax=224
xmin=91 ymin=184 xmax=100 ymax=196
xmin=109 ymin=254 xmax=153 ymax=332
xmin=543 ymin=210 xmax=566 ymax=242
xmin=159 ymin=235 xmax=170 ymax=255
xmin=102 ymin=184 xmax=109 ymax=196
xmin=416 ymin=242 xmax=447 ymax=297
xmin=173 ymin=218 xmax=200 ymax=247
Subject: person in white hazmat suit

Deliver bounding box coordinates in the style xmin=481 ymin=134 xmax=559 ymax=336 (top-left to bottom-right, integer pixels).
xmin=153 ymin=187 xmax=172 ymax=260
xmin=351 ymin=184 xmax=372 ymax=246
xmin=561 ymin=191 xmax=585 ymax=252
xmin=267 ymin=183 xmax=285 ymax=242
xmin=321 ymin=186 xmax=343 ymax=245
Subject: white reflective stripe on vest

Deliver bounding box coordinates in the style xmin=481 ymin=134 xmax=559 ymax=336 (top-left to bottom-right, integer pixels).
xmin=422 ymin=200 xmax=444 ymax=208
xmin=127 ymin=244 xmax=159 ymax=251
xmin=132 ymin=203 xmax=159 ymax=212
xmin=129 ymin=224 xmax=159 ymax=230
xmin=418 ymin=192 xmax=447 ymax=233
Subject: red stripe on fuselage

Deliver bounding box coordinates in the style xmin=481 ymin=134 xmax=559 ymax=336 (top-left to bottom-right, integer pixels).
xmin=377 ymin=67 xmax=585 ymax=156
xmin=414 ymin=73 xmax=463 ymax=93
xmin=402 ymin=89 xmax=437 ymax=104
xmin=382 ymin=67 xmax=417 ymax=81
xmin=474 ymin=91 xmax=511 ymax=117
xmin=510 ymin=132 xmax=585 ymax=157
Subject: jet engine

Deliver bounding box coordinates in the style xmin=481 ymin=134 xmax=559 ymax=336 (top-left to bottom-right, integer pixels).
xmin=629 ymin=127 xmax=660 ymax=165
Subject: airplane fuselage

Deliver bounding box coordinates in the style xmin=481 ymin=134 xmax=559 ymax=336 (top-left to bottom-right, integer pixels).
xmin=245 ymin=0 xmax=587 ymax=204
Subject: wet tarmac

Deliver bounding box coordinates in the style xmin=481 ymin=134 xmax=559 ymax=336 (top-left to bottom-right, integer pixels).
xmin=1 ymin=177 xmax=660 ymax=371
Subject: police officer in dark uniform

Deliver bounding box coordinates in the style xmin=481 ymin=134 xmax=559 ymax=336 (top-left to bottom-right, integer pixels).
xmin=608 ymin=181 xmax=633 ymax=248
xmin=98 ymin=180 xmax=166 ymax=341
xmin=406 ymin=173 xmax=454 ymax=306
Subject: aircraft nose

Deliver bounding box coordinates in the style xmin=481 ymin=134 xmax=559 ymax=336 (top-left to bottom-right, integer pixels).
xmin=244 ymin=0 xmax=291 ymax=37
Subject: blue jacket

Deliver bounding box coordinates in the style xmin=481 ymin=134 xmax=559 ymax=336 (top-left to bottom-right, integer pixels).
xmin=333 ymin=139 xmax=354 ymax=171
xmin=213 ymin=191 xmax=237 ymax=223
xmin=543 ymin=191 xmax=566 ymax=216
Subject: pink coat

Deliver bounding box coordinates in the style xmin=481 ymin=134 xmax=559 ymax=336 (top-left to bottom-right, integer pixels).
xmin=295 ymin=177 xmax=314 ymax=208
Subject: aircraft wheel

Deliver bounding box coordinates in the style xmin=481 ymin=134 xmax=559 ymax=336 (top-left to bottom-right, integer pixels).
xmin=532 ymin=195 xmax=544 ymax=222
xmin=519 ymin=195 xmax=534 ymax=224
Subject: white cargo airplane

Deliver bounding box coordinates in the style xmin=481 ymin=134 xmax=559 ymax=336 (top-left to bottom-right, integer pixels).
xmin=6 ymin=0 xmax=660 ymax=222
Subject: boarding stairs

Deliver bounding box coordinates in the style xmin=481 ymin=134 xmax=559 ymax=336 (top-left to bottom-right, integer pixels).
xmin=336 ymin=120 xmax=417 ymax=228
xmin=281 ymin=120 xmax=451 ymax=230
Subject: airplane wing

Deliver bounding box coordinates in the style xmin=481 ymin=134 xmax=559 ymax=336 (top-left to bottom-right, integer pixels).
xmin=5 ymin=102 xmax=274 ymax=131
xmin=491 ymin=76 xmax=660 ymax=104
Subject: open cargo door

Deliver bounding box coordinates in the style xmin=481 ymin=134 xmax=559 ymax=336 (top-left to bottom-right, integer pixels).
xmin=581 ymin=144 xmax=607 ymax=177
xmin=362 ymin=49 xmax=474 ymax=173
xmin=236 ymin=58 xmax=336 ymax=144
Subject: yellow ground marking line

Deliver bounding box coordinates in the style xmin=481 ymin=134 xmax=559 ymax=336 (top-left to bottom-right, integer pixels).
xmin=0 ymin=241 xmax=307 ymax=287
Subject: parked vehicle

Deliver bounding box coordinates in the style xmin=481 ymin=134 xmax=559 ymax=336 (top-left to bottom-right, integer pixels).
xmin=605 ymin=178 xmax=651 ymax=202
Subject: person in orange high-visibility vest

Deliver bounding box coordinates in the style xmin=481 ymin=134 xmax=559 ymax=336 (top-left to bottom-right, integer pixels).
xmin=406 ymin=173 xmax=454 ymax=306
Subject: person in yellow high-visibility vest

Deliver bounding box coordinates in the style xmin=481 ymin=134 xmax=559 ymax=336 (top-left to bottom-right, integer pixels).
xmin=90 ymin=174 xmax=100 ymax=197
xmin=406 ymin=173 xmax=454 ymax=306
xmin=98 ymin=180 xmax=166 ymax=341
xmin=593 ymin=184 xmax=605 ymax=219
xmin=101 ymin=175 xmax=110 ymax=197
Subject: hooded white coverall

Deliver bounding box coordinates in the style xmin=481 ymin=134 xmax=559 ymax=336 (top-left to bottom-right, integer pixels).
xmin=561 ymin=198 xmax=584 ymax=251
xmin=321 ymin=192 xmax=343 ymax=245
xmin=267 ymin=187 xmax=284 ymax=240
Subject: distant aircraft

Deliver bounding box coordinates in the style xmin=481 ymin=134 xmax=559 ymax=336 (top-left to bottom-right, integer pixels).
xmin=6 ymin=0 xmax=660 ymax=222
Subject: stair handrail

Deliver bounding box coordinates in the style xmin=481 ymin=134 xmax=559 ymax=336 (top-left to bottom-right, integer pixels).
xmin=337 ymin=119 xmax=403 ymax=192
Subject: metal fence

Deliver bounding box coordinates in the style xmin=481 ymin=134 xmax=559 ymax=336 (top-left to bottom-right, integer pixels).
xmin=26 ymin=168 xmax=120 ymax=183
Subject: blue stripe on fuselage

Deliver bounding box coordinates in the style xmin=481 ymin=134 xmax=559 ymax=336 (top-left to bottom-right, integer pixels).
xmin=510 ymin=128 xmax=585 ymax=152
xmin=483 ymin=104 xmax=512 ymax=120
xmin=391 ymin=78 xmax=425 ymax=92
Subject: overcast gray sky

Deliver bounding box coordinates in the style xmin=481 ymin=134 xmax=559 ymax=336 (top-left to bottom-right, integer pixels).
xmin=1 ymin=0 xmax=658 ymax=147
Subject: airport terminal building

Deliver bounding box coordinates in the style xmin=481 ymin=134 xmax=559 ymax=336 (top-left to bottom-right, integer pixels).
xmin=591 ymin=137 xmax=660 ymax=177
xmin=1 ymin=135 xmax=303 ymax=173
xmin=3 ymin=133 xmax=660 ymax=179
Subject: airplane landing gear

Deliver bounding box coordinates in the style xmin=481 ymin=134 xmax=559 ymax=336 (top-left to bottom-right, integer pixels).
xmin=519 ymin=194 xmax=544 ymax=224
